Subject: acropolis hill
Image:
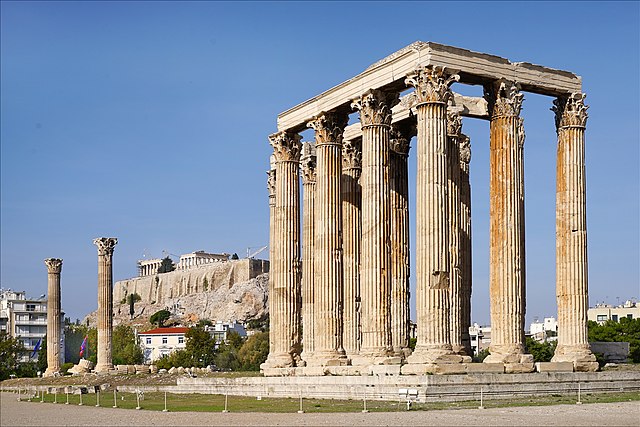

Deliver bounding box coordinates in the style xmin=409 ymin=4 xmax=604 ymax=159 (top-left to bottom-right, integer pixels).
xmin=84 ymin=258 xmax=269 ymax=328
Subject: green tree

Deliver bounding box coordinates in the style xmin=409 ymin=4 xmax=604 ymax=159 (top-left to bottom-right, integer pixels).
xmin=525 ymin=337 xmax=557 ymax=362
xmin=237 ymin=331 xmax=269 ymax=371
xmin=0 ymin=332 xmax=25 ymax=380
xmin=185 ymin=326 xmax=216 ymax=367
xmin=473 ymin=348 xmax=490 ymax=363
xmin=150 ymin=309 xmax=171 ymax=327
xmin=124 ymin=293 xmax=141 ymax=319
xmin=36 ymin=337 xmax=47 ymax=373
xmin=112 ymin=324 xmax=143 ymax=365
xmin=230 ymin=253 xmax=239 ymax=260
xmin=588 ymin=318 xmax=640 ymax=363
xmin=158 ymin=256 xmax=176 ymax=274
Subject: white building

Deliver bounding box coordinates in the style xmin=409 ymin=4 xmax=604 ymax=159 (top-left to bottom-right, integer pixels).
xmin=0 ymin=289 xmax=62 ymax=363
xmin=138 ymin=327 xmax=189 ymax=363
xmin=529 ymin=317 xmax=558 ymax=342
xmin=469 ymin=323 xmax=491 ymax=356
xmin=588 ymin=300 xmax=639 ymax=324
xmin=205 ymin=321 xmax=246 ymax=348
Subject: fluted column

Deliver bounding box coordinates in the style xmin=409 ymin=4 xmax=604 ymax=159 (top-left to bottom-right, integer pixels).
xmin=266 ymin=165 xmax=276 ymax=349
xmin=262 ymin=131 xmax=302 ymax=369
xmin=94 ymin=237 xmax=117 ymax=373
xmin=458 ymin=134 xmax=473 ymax=356
xmin=484 ymin=80 xmax=532 ymax=366
xmin=389 ymin=124 xmax=412 ymax=357
xmin=551 ymin=93 xmax=598 ymax=372
xmin=300 ymin=142 xmax=317 ymax=363
xmin=350 ymin=89 xmax=399 ymax=364
xmin=43 ymin=258 xmax=62 ymax=377
xmin=307 ymin=112 xmax=349 ymax=366
xmin=342 ymin=138 xmax=362 ymax=357
xmin=405 ymin=66 xmax=463 ymax=364
xmin=446 ymin=112 xmax=469 ymax=358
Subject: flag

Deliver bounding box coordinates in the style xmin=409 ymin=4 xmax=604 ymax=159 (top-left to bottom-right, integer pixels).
xmin=31 ymin=337 xmax=42 ymax=359
xmin=79 ymin=335 xmax=88 ymax=358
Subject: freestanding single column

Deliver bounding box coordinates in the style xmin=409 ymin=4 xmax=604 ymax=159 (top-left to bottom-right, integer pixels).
xmin=405 ymin=66 xmax=463 ymax=366
xmin=262 ymin=131 xmax=302 ymax=370
xmin=446 ymin=112 xmax=470 ymax=359
xmin=94 ymin=237 xmax=117 ymax=373
xmin=483 ymin=80 xmax=533 ymax=368
xmin=300 ymin=142 xmax=317 ymax=363
xmin=458 ymin=134 xmax=473 ymax=356
xmin=307 ymin=112 xmax=349 ymax=366
xmin=350 ymin=89 xmax=400 ymax=365
xmin=389 ymin=124 xmax=412 ymax=357
xmin=551 ymin=93 xmax=598 ymax=372
xmin=43 ymin=258 xmax=63 ymax=377
xmin=342 ymin=138 xmax=362 ymax=357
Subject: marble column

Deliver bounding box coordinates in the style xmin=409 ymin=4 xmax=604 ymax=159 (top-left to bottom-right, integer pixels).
xmin=405 ymin=66 xmax=463 ymax=364
xmin=446 ymin=112 xmax=470 ymax=358
xmin=458 ymin=134 xmax=473 ymax=356
xmin=43 ymin=258 xmax=62 ymax=377
xmin=483 ymin=80 xmax=532 ymax=367
xmin=551 ymin=93 xmax=598 ymax=372
xmin=300 ymin=142 xmax=317 ymax=363
xmin=262 ymin=131 xmax=302 ymax=369
xmin=342 ymin=138 xmax=362 ymax=357
xmin=350 ymin=89 xmax=399 ymax=365
xmin=94 ymin=237 xmax=117 ymax=373
xmin=307 ymin=112 xmax=349 ymax=366
xmin=389 ymin=124 xmax=412 ymax=357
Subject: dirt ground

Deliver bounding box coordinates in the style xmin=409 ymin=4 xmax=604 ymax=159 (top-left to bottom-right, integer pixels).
xmin=1 ymin=392 xmax=638 ymax=426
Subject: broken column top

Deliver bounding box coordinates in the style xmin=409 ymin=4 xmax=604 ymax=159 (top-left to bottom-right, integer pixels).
xmin=277 ymin=41 xmax=582 ymax=133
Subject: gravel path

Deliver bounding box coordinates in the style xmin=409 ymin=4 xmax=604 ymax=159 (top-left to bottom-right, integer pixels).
xmin=1 ymin=392 xmax=638 ymax=426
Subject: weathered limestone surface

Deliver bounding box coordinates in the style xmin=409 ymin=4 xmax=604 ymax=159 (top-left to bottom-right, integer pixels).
xmin=262 ymin=131 xmax=302 ymax=369
xmin=43 ymin=258 xmax=63 ymax=377
xmin=94 ymin=237 xmax=117 ymax=373
xmin=389 ymin=124 xmax=412 ymax=357
xmin=405 ymin=66 xmax=462 ymax=365
xmin=342 ymin=138 xmax=362 ymax=357
xmin=458 ymin=134 xmax=473 ymax=356
xmin=484 ymin=81 xmax=531 ymax=367
xmin=551 ymin=93 xmax=598 ymax=372
xmin=350 ymin=89 xmax=398 ymax=365
xmin=308 ymin=112 xmax=348 ymax=366
xmin=300 ymin=142 xmax=316 ymax=362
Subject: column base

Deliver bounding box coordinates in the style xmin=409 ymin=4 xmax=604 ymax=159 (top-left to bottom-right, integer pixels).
xmin=484 ymin=344 xmax=533 ymax=364
xmin=260 ymin=352 xmax=296 ymax=369
xmin=405 ymin=345 xmax=465 ymax=364
xmin=350 ymin=348 xmax=401 ymax=366
xmin=552 ymin=345 xmax=599 ymax=372
xmin=451 ymin=344 xmax=472 ymax=359
xmin=94 ymin=363 xmax=114 ymax=373
xmin=304 ymin=350 xmax=349 ymax=367
xmin=43 ymin=368 xmax=61 ymax=377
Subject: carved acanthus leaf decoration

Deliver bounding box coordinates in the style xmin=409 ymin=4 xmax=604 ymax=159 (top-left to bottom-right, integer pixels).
xmin=266 ymin=169 xmax=276 ymax=197
xmin=44 ymin=258 xmax=63 ymax=274
xmin=93 ymin=237 xmax=118 ymax=257
xmin=405 ymin=65 xmax=459 ymax=105
xmin=446 ymin=111 xmax=462 ymax=137
xmin=307 ymin=112 xmax=348 ymax=146
xmin=300 ymin=142 xmax=317 ymax=184
xmin=552 ymin=92 xmax=588 ymax=130
xmin=269 ymin=131 xmax=302 ymax=162
xmin=484 ymin=79 xmax=523 ymax=118
xmin=342 ymin=138 xmax=362 ymax=170
xmin=459 ymin=133 xmax=471 ymax=165
xmin=351 ymin=89 xmax=398 ymax=127
xmin=389 ymin=125 xmax=411 ymax=156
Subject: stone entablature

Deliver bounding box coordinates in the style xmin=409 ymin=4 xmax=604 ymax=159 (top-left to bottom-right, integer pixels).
xmin=137 ymin=251 xmax=230 ymax=277
xmin=265 ymin=41 xmax=597 ymax=375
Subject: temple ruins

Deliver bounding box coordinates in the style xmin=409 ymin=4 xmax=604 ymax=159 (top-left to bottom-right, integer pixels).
xmin=263 ymin=41 xmax=598 ymax=375
xmin=94 ymin=237 xmax=118 ymax=373
xmin=43 ymin=258 xmax=63 ymax=377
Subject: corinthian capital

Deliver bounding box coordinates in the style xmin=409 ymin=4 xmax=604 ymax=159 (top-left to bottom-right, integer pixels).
xmin=484 ymin=79 xmax=523 ymax=118
xmin=552 ymin=92 xmax=589 ymax=130
xmin=389 ymin=125 xmax=412 ymax=157
xmin=459 ymin=134 xmax=471 ymax=165
xmin=351 ymin=89 xmax=399 ymax=127
xmin=44 ymin=258 xmax=63 ymax=274
xmin=342 ymin=138 xmax=362 ymax=170
xmin=266 ymin=169 xmax=276 ymax=197
xmin=269 ymin=131 xmax=302 ymax=162
xmin=307 ymin=112 xmax=348 ymax=146
xmin=446 ymin=111 xmax=463 ymax=137
xmin=300 ymin=142 xmax=317 ymax=184
xmin=93 ymin=237 xmax=118 ymax=257
xmin=405 ymin=65 xmax=459 ymax=105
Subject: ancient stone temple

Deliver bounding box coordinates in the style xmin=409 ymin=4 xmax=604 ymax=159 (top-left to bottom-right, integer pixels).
xmin=44 ymin=258 xmax=63 ymax=377
xmin=94 ymin=237 xmax=118 ymax=373
xmin=263 ymin=41 xmax=597 ymax=375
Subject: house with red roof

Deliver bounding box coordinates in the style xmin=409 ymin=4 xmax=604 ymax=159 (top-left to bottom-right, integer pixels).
xmin=138 ymin=327 xmax=189 ymax=363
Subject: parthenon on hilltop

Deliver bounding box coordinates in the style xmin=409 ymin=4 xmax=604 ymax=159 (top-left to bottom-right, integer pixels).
xmin=263 ymin=42 xmax=598 ymax=376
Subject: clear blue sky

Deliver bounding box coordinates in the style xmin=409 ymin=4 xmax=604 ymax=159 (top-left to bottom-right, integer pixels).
xmin=1 ymin=1 xmax=638 ymax=326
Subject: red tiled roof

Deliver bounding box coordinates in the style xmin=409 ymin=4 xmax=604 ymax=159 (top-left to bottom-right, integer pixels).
xmin=139 ymin=327 xmax=189 ymax=335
